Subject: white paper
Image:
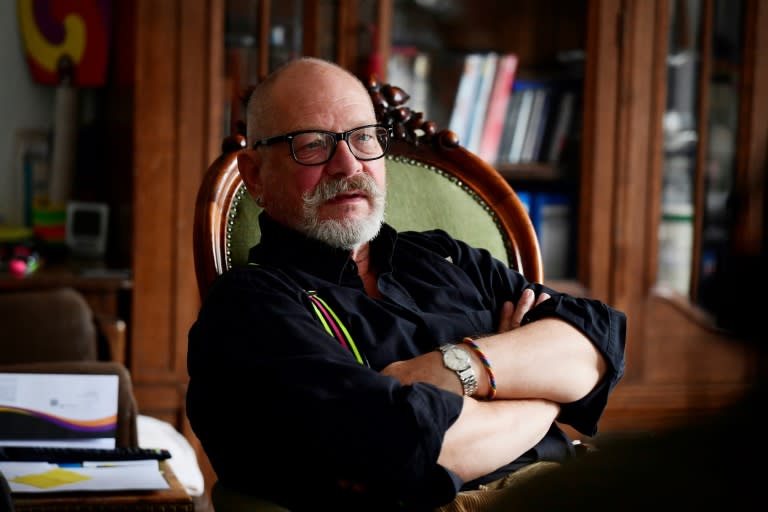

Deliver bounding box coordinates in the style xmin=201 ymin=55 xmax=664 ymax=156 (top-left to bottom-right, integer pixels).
xmin=0 ymin=373 xmax=118 ymax=449
xmin=0 ymin=461 xmax=169 ymax=493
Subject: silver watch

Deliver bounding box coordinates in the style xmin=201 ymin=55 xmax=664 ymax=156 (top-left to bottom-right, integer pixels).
xmin=438 ymin=344 xmax=478 ymax=397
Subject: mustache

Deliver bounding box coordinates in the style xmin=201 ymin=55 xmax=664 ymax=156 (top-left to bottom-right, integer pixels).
xmin=304 ymin=174 xmax=382 ymax=205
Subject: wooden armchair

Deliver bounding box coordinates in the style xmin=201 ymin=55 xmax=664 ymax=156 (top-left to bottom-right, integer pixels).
xmin=192 ymin=77 xmax=543 ymax=511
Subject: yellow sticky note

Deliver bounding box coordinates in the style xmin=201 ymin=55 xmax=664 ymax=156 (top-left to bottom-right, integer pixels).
xmin=12 ymin=467 xmax=93 ymax=489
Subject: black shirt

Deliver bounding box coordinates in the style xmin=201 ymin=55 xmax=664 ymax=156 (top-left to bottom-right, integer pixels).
xmin=187 ymin=214 xmax=626 ymax=511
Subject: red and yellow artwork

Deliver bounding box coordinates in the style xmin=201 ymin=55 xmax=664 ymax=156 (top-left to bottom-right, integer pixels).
xmin=17 ymin=0 xmax=112 ymax=86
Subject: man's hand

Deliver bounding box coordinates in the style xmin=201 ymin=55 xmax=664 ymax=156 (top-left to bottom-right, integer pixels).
xmin=380 ymin=351 xmax=462 ymax=393
xmin=497 ymin=288 xmax=551 ymax=333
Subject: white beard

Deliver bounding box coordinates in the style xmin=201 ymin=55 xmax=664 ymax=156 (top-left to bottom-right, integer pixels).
xmin=300 ymin=174 xmax=385 ymax=250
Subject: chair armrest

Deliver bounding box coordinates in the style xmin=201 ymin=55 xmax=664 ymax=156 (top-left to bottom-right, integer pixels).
xmin=94 ymin=313 xmax=127 ymax=365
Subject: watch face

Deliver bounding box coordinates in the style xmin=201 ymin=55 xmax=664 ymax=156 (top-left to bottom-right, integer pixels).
xmin=443 ymin=346 xmax=470 ymax=371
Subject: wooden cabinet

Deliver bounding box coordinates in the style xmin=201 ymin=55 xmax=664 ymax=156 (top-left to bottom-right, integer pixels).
xmin=383 ymin=0 xmax=764 ymax=431
xmin=587 ymin=0 xmax=766 ymax=432
xmin=110 ymin=0 xmax=765 ymax=498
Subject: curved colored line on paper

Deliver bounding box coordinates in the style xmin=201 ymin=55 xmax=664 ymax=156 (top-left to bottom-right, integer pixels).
xmin=0 ymin=406 xmax=116 ymax=433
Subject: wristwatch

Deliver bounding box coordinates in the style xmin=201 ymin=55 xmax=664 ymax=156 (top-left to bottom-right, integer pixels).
xmin=438 ymin=344 xmax=478 ymax=397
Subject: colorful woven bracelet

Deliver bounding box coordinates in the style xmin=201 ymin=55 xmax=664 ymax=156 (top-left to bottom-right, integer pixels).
xmin=462 ymin=337 xmax=497 ymax=400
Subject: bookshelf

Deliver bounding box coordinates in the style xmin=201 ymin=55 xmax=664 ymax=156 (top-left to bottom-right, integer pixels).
xmin=386 ymin=1 xmax=587 ymax=281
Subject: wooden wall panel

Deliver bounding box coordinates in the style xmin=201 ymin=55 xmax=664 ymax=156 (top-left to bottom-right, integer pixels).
xmin=580 ymin=0 xmax=620 ymax=304
xmin=175 ymin=0 xmax=214 ymax=386
xmin=611 ymin=0 xmax=657 ymax=312
xmin=132 ymin=0 xmax=179 ymax=380
xmin=130 ymin=0 xmax=222 ymax=428
xmin=610 ymin=1 xmax=661 ymax=381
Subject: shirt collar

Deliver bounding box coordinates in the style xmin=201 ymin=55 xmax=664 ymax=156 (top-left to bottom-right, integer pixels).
xmin=248 ymin=213 xmax=398 ymax=284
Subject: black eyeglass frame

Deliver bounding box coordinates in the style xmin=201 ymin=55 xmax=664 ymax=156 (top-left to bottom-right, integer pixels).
xmin=251 ymin=124 xmax=392 ymax=166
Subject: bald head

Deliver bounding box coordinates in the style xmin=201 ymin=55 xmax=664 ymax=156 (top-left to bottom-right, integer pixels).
xmin=246 ymin=57 xmax=375 ymax=141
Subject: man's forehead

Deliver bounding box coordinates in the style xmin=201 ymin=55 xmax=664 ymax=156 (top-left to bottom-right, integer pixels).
xmin=267 ymin=92 xmax=375 ymax=132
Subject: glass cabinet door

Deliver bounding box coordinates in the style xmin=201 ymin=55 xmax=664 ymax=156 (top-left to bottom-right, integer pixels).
xmin=224 ymin=0 xmax=307 ymax=134
xmin=223 ymin=0 xmax=373 ymax=138
xmin=386 ymin=0 xmax=588 ymax=282
xmin=658 ymin=0 xmax=745 ymax=315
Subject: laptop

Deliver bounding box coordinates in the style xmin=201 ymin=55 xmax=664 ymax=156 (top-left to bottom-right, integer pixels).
xmin=0 ymin=373 xmax=118 ymax=449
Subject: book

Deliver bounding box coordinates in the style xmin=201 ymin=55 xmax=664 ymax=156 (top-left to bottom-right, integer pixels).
xmin=496 ymin=89 xmax=524 ymax=165
xmin=388 ymin=47 xmax=418 ymax=97
xmin=425 ymin=52 xmax=467 ymax=129
xmin=465 ymin=52 xmax=499 ymax=154
xmin=448 ymin=53 xmax=486 ymax=147
xmin=545 ymin=90 xmax=576 ymax=163
xmin=529 ymin=88 xmax=554 ymax=162
xmin=477 ymin=53 xmax=519 ymax=164
xmin=526 ymin=192 xmax=574 ymax=280
xmin=520 ymin=87 xmax=550 ymax=162
xmin=507 ymin=84 xmax=537 ymax=163
xmin=410 ymin=52 xmax=431 ymax=115
xmin=387 ymin=47 xmax=430 ymax=116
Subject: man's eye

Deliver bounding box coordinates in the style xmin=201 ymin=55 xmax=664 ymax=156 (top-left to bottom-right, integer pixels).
xmin=296 ymin=136 xmax=327 ymax=153
xmin=305 ymin=140 xmax=325 ymax=150
xmin=353 ymin=133 xmax=375 ymax=146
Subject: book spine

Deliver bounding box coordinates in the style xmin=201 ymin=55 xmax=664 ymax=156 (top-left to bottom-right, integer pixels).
xmin=410 ymin=53 xmax=431 ymax=115
xmin=520 ymin=88 xmax=548 ymax=162
xmin=545 ymin=90 xmax=576 ymax=163
xmin=388 ymin=47 xmax=431 ymax=116
xmin=448 ymin=53 xmax=484 ymax=146
xmin=496 ymin=90 xmax=524 ymax=165
xmin=530 ymin=89 xmax=553 ymax=162
xmin=477 ymin=53 xmax=519 ymax=164
xmin=507 ymin=86 xmax=536 ymax=163
xmin=527 ymin=191 xmax=574 ymax=280
xmin=465 ymin=52 xmax=499 ymax=154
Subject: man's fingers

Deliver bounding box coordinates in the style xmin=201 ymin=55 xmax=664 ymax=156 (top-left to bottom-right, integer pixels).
xmin=498 ymin=290 xmax=550 ymax=333
xmin=512 ymin=288 xmax=535 ymax=327
xmin=498 ymin=300 xmax=515 ymax=332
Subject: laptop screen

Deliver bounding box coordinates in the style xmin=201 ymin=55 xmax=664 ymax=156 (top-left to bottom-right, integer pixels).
xmin=0 ymin=373 xmax=118 ymax=449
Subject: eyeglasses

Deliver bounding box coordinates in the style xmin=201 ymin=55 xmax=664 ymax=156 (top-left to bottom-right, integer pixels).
xmin=252 ymin=124 xmax=392 ymax=166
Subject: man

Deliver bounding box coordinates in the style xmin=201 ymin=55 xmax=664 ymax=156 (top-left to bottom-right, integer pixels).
xmin=187 ymin=57 xmax=626 ymax=511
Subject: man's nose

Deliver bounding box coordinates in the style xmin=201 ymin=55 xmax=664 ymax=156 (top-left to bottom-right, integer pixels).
xmin=325 ymin=140 xmax=362 ymax=176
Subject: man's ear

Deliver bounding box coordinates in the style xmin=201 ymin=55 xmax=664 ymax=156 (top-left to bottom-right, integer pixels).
xmin=237 ymin=149 xmax=263 ymax=200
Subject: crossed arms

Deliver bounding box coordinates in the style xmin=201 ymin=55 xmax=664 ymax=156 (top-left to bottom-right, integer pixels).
xmin=381 ymin=289 xmax=608 ymax=482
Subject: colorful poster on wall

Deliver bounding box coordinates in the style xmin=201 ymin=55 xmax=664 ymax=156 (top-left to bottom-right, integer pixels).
xmin=17 ymin=0 xmax=112 ymax=86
